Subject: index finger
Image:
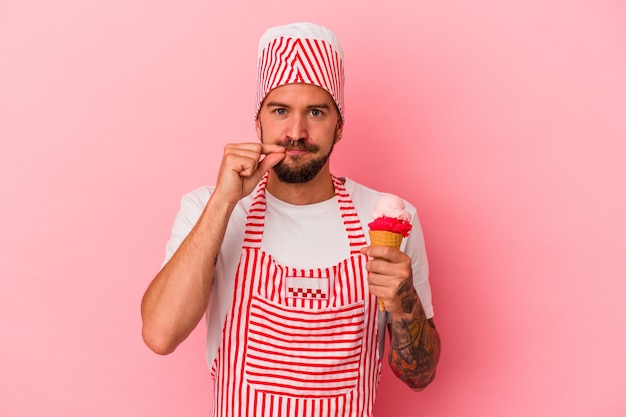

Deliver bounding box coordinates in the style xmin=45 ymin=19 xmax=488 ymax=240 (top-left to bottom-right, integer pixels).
xmin=361 ymin=245 xmax=406 ymax=262
xmin=260 ymin=143 xmax=286 ymax=155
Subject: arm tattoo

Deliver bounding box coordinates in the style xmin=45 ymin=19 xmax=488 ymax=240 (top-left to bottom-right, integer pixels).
xmin=388 ymin=283 xmax=441 ymax=391
xmin=396 ymin=279 xmax=417 ymax=314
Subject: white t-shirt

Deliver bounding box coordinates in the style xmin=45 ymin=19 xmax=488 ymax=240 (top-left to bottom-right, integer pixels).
xmin=163 ymin=177 xmax=434 ymax=367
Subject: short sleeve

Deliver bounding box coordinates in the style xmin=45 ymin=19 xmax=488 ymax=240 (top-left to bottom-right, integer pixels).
xmin=161 ymin=187 xmax=213 ymax=268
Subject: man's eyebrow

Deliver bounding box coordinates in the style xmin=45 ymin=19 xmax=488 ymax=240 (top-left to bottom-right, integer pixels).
xmin=265 ymin=102 xmax=332 ymax=109
xmin=266 ymin=101 xmax=290 ymax=108
xmin=306 ymin=103 xmax=332 ymax=110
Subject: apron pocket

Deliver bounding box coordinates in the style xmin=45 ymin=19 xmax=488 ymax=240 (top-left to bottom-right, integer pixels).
xmin=244 ymin=294 xmax=365 ymax=398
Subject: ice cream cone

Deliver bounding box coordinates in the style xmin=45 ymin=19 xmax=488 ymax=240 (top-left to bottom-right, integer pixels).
xmin=369 ymin=230 xmax=404 ymax=311
xmin=368 ymin=194 xmax=413 ymax=313
xmin=369 ymin=230 xmax=403 ymax=249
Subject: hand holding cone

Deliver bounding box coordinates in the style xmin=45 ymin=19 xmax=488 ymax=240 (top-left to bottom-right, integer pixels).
xmin=368 ymin=195 xmax=413 ymax=311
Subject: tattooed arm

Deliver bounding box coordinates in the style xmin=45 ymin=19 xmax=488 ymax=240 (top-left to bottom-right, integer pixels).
xmin=362 ymin=245 xmax=441 ymax=390
xmin=388 ymin=280 xmax=441 ymax=391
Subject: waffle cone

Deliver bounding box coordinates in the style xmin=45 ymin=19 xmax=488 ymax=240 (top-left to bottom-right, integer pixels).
xmin=369 ymin=230 xmax=403 ymax=249
xmin=369 ymin=230 xmax=403 ymax=312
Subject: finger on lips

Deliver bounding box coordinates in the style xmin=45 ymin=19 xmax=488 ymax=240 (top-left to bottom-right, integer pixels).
xmin=261 ymin=143 xmax=286 ymax=154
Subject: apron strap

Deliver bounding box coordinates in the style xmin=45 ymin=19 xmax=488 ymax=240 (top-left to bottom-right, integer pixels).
xmin=241 ymin=173 xmax=270 ymax=249
xmin=332 ymin=175 xmax=368 ymax=255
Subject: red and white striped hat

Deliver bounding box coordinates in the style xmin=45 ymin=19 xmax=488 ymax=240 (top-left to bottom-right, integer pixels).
xmin=255 ymin=22 xmax=345 ymax=122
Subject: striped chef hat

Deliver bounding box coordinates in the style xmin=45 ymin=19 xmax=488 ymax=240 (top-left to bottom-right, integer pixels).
xmin=255 ymin=22 xmax=345 ymax=122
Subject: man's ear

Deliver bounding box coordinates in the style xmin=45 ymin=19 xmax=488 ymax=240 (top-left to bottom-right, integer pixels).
xmin=255 ymin=118 xmax=262 ymax=141
xmin=334 ymin=121 xmax=344 ymax=144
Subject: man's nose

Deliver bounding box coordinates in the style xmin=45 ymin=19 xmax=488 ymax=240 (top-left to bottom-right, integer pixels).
xmin=285 ymin=113 xmax=308 ymax=141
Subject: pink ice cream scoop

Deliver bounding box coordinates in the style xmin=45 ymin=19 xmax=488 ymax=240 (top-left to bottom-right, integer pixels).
xmin=368 ymin=194 xmax=413 ymax=238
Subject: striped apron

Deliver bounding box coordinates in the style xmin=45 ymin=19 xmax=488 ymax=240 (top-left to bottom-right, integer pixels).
xmin=210 ymin=174 xmax=381 ymax=417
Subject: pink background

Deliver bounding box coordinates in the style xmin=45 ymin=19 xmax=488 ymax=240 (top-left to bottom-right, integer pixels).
xmin=1 ymin=1 xmax=625 ymax=416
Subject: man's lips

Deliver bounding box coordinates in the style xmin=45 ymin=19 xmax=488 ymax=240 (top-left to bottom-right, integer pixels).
xmin=278 ymin=140 xmax=319 ymax=155
xmin=285 ymin=148 xmax=309 ymax=155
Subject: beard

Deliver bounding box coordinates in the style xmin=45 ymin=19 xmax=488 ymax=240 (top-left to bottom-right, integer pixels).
xmin=260 ymin=127 xmax=339 ymax=184
xmin=272 ymin=141 xmax=334 ymax=183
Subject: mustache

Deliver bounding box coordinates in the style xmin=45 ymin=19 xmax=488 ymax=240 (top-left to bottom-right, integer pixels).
xmin=277 ymin=139 xmax=319 ymax=152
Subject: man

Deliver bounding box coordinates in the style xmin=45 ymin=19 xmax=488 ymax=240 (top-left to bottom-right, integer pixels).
xmin=141 ymin=22 xmax=440 ymax=416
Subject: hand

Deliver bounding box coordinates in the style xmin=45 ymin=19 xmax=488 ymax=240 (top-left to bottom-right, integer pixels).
xmin=214 ymin=143 xmax=285 ymax=205
xmin=361 ymin=245 xmax=418 ymax=316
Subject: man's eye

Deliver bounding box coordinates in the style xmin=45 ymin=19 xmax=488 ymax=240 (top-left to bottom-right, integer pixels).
xmin=275 ymin=108 xmax=287 ymax=115
xmin=310 ymin=109 xmax=322 ymax=117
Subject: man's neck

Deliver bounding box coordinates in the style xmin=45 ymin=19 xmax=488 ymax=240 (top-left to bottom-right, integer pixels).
xmin=265 ymin=169 xmax=336 ymax=205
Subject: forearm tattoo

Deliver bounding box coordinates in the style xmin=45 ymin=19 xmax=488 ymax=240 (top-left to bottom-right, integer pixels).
xmin=397 ymin=279 xmax=417 ymax=314
xmin=388 ymin=281 xmax=441 ymax=391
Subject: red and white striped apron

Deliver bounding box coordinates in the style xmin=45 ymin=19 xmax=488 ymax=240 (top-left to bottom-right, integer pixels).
xmin=210 ymin=174 xmax=381 ymax=417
